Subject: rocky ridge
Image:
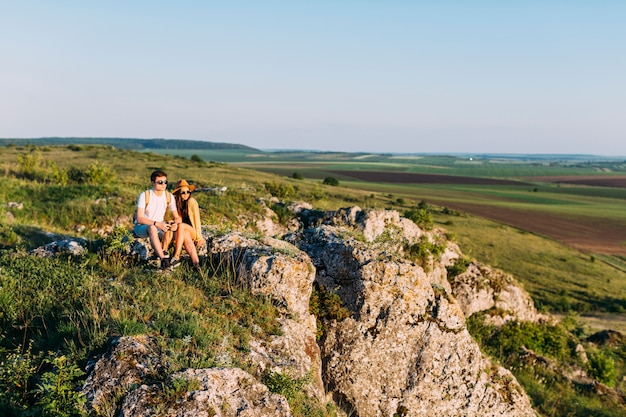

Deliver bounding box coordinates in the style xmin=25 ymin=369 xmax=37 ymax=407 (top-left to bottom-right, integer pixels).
xmin=42 ymin=205 xmax=542 ymax=416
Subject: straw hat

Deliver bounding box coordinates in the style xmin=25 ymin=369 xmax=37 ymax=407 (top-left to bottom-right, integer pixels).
xmin=173 ymin=179 xmax=195 ymax=194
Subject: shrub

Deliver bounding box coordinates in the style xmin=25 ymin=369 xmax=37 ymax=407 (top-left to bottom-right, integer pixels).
xmin=190 ymin=154 xmax=204 ymax=164
xmin=587 ymin=350 xmax=616 ymax=386
xmin=404 ymin=208 xmax=433 ymax=230
xmin=292 ymin=172 xmax=303 ymax=180
xmin=34 ymin=354 xmax=86 ymax=417
xmin=85 ymin=161 xmax=115 ymax=185
xmin=262 ymin=371 xmax=331 ymax=417
xmin=264 ymin=181 xmax=296 ymax=199
xmin=404 ymin=235 xmax=445 ymax=268
xmin=308 ymin=185 xmax=327 ymax=201
xmin=446 ymin=256 xmax=471 ymax=278
xmin=309 ymin=285 xmax=350 ymax=341
xmin=322 ymin=177 xmax=339 ymax=186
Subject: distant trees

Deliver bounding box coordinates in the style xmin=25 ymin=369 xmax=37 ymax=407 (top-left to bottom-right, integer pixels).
xmin=323 ymin=176 xmax=339 ymax=186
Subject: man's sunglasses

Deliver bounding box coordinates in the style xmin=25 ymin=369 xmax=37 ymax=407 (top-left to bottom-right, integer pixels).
xmin=155 ymin=180 xmax=168 ymax=185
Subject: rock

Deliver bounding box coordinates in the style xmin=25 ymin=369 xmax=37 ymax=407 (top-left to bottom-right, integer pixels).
xmin=82 ymin=336 xmax=164 ymax=414
xmin=209 ymin=234 xmax=324 ymax=399
xmin=449 ymin=262 xmax=547 ymax=325
xmin=31 ymin=238 xmax=88 ymax=257
xmin=586 ymin=329 xmax=624 ymax=347
xmin=119 ymin=368 xmax=292 ymax=417
xmin=290 ymin=210 xmax=536 ymax=417
xmin=83 ymin=206 xmax=543 ymax=416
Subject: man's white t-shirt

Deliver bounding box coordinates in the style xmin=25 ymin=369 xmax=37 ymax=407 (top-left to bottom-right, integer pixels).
xmin=136 ymin=190 xmax=177 ymax=223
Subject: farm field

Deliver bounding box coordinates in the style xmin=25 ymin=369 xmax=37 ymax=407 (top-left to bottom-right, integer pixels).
xmin=223 ymin=154 xmax=626 ymax=257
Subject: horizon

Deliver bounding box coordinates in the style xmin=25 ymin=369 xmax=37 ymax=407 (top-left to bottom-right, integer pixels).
xmin=2 ymin=1 xmax=625 ymax=155
xmin=3 ymin=136 xmax=626 ymax=160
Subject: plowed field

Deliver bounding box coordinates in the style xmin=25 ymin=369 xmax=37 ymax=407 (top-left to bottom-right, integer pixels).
xmin=331 ymin=170 xmax=626 ymax=256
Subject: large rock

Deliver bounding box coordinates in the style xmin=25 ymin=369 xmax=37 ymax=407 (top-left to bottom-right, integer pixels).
xmin=82 ymin=336 xmax=164 ymax=415
xmin=209 ymin=233 xmax=324 ymax=400
xmin=292 ymin=210 xmax=536 ymax=417
xmin=449 ymin=262 xmax=547 ymax=325
xmin=119 ymin=368 xmax=292 ymax=417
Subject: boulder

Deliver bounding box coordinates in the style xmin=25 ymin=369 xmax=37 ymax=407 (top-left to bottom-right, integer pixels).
xmin=119 ymin=368 xmax=292 ymax=417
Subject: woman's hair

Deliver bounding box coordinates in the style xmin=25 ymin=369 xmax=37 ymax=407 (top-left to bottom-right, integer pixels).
xmin=174 ymin=191 xmax=190 ymax=222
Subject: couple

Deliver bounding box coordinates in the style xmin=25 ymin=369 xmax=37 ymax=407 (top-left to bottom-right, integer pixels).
xmin=133 ymin=170 xmax=205 ymax=269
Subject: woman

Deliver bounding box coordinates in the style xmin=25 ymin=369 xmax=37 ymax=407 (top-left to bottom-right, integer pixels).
xmin=165 ymin=179 xmax=205 ymax=268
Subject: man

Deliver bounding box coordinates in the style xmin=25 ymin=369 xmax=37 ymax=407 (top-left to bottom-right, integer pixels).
xmin=133 ymin=170 xmax=182 ymax=269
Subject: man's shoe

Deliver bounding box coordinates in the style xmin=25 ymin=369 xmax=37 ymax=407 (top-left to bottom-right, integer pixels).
xmin=160 ymin=257 xmax=171 ymax=269
xmin=170 ymin=258 xmax=181 ymax=269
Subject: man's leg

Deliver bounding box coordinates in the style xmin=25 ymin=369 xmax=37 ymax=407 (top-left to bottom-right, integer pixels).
xmin=147 ymin=224 xmax=167 ymax=259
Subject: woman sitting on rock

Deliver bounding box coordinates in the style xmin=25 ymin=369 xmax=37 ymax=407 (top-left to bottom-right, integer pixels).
xmin=162 ymin=179 xmax=205 ymax=269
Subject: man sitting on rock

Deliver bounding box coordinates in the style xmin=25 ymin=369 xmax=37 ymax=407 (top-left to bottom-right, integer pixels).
xmin=133 ymin=170 xmax=182 ymax=269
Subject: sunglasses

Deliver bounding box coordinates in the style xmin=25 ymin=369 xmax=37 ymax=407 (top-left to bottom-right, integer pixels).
xmin=180 ymin=191 xmax=191 ymax=195
xmin=155 ymin=180 xmax=168 ymax=185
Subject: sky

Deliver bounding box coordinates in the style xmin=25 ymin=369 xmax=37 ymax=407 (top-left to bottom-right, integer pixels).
xmin=1 ymin=1 xmax=625 ymax=155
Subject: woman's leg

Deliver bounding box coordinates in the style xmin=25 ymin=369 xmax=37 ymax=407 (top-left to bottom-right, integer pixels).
xmin=183 ymin=234 xmax=200 ymax=266
xmin=173 ymin=224 xmax=199 ymax=265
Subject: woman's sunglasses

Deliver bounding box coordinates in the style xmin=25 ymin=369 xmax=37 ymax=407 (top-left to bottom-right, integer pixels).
xmin=180 ymin=191 xmax=191 ymax=195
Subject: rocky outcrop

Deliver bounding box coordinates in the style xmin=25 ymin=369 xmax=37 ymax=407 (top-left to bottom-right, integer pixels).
xmin=82 ymin=338 xmax=292 ymax=416
xmin=449 ymin=262 xmax=547 ymax=325
xmin=208 ymin=233 xmax=324 ymax=400
xmin=82 ymin=206 xmax=541 ymax=417
xmin=290 ymin=210 xmax=536 ymax=417
xmin=120 ymin=368 xmax=292 ymax=417
xmin=31 ymin=237 xmax=88 ymax=257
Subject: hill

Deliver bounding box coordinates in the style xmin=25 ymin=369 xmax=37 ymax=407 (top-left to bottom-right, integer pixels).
xmin=0 ymin=137 xmax=259 ymax=151
xmin=1 ymin=144 xmax=625 ymax=416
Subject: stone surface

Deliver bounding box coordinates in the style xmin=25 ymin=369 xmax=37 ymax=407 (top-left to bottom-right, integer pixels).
xmin=119 ymin=368 xmax=292 ymax=417
xmin=449 ymin=262 xmax=546 ymax=325
xmin=82 ymin=206 xmax=542 ymax=417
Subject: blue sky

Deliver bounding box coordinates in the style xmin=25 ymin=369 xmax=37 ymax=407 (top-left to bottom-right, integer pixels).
xmin=2 ymin=1 xmax=625 ymax=155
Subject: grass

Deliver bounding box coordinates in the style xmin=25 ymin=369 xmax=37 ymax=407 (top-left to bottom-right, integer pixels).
xmin=433 ymin=211 xmax=626 ymax=313
xmin=0 ymin=246 xmax=305 ymax=415
xmin=2 ymin=143 xmax=626 ymax=416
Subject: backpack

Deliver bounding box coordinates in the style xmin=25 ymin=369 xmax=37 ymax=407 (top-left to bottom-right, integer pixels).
xmin=134 ymin=190 xmax=172 ymax=223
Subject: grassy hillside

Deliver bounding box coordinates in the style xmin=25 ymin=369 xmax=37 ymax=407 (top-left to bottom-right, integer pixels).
xmin=1 ymin=144 xmax=626 ymax=416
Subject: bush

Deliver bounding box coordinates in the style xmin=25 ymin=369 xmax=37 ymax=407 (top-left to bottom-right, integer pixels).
xmin=446 ymin=256 xmax=471 ymax=278
xmin=292 ymin=172 xmax=303 ymax=180
xmin=404 ymin=235 xmax=445 ymax=268
xmin=85 ymin=161 xmax=115 ymax=185
xmin=587 ymin=350 xmax=616 ymax=386
xmin=34 ymin=355 xmax=86 ymax=417
xmin=264 ymin=182 xmax=296 ymax=199
xmin=190 ymin=154 xmax=204 ymax=164
xmin=309 ymin=285 xmax=350 ymax=341
xmin=404 ymin=208 xmax=433 ymax=230
xmin=322 ymin=177 xmax=339 ymax=186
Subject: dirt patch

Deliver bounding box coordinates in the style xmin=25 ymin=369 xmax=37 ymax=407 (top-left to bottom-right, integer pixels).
xmin=527 ymin=175 xmax=626 ymax=188
xmin=428 ymin=200 xmax=626 ymax=256
xmin=329 ymin=171 xmax=532 ymax=186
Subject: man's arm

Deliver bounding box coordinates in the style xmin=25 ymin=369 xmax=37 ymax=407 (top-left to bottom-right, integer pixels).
xmin=137 ymin=206 xmax=166 ymax=230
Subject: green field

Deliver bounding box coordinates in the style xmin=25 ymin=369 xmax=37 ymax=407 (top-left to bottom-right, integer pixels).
xmin=147 ymin=147 xmax=626 ymax=318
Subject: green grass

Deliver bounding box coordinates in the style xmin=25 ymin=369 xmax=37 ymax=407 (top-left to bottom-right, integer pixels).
xmin=2 ymin=143 xmax=626 ymax=416
xmin=434 ymin=212 xmax=626 ymax=313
